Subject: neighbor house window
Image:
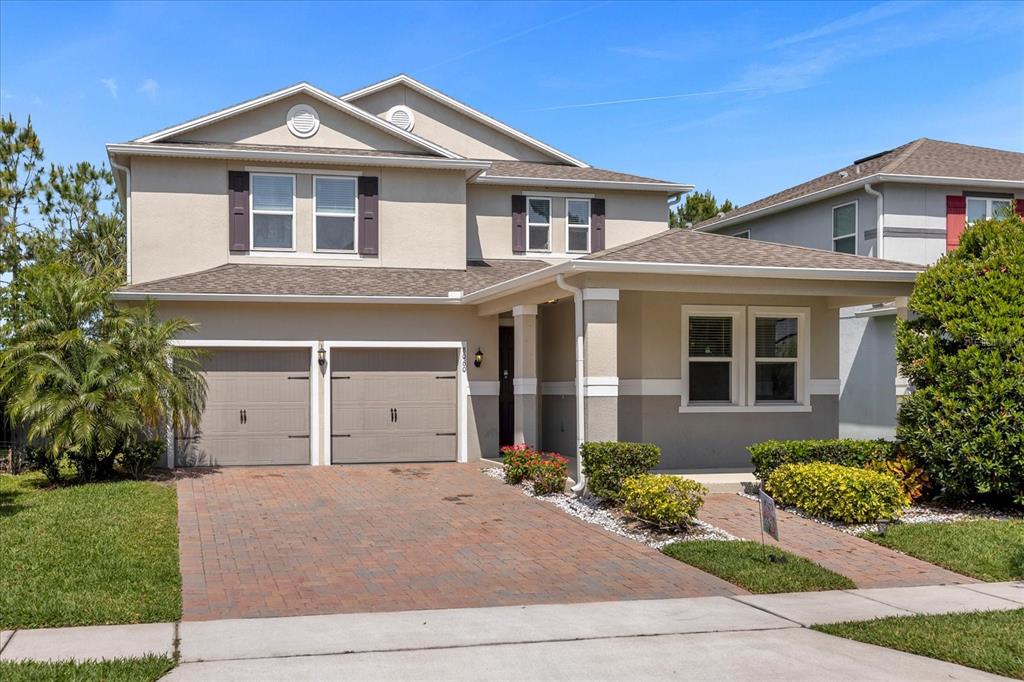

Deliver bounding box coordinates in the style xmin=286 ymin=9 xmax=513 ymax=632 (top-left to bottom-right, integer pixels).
xmin=527 ymin=197 xmax=551 ymax=251
xmin=682 ymin=306 xmax=744 ymax=406
xmin=566 ymin=198 xmax=591 ymax=252
xmin=251 ymin=173 xmax=295 ymax=250
xmin=832 ymin=201 xmax=856 ymax=254
xmin=966 ymin=196 xmax=1012 ymax=224
xmin=314 ymin=176 xmax=358 ymax=252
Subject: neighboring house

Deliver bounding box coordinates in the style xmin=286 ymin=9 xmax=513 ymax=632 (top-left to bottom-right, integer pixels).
xmin=694 ymin=139 xmax=1024 ymax=439
xmin=107 ymin=75 xmax=920 ymax=479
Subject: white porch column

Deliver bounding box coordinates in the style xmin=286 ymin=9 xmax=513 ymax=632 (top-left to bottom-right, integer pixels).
xmin=582 ymin=289 xmax=618 ymax=443
xmin=512 ymin=304 xmax=540 ymax=447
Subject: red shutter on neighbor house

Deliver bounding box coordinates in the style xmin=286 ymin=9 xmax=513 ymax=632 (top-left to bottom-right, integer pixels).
xmin=511 ymin=195 xmax=526 ymax=253
xmin=591 ymin=198 xmax=606 ymax=253
xmin=945 ymin=195 xmax=966 ymax=252
xmin=1017 ymin=199 xmax=1024 ymax=218
xmin=358 ymin=176 xmax=379 ymax=256
xmin=228 ymin=171 xmax=250 ymax=252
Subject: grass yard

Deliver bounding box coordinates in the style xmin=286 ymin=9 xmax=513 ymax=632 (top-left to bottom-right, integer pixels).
xmin=0 ymin=472 xmax=181 ymax=629
xmin=815 ymin=609 xmax=1024 ymax=679
xmin=862 ymin=519 xmax=1024 ymax=582
xmin=661 ymin=539 xmax=855 ymax=593
xmin=0 ymin=656 xmax=175 ymax=682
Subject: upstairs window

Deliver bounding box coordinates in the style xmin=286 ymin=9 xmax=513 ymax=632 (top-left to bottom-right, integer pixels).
xmin=566 ymin=198 xmax=591 ymax=253
xmin=251 ymin=174 xmax=295 ymax=250
xmin=527 ymin=197 xmax=551 ymax=251
xmin=314 ymin=176 xmax=358 ymax=252
xmin=832 ymin=201 xmax=856 ymax=254
xmin=967 ymin=196 xmax=1012 ymax=224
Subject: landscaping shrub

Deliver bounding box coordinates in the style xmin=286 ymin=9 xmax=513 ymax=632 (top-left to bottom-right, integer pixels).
xmin=865 ymin=456 xmax=930 ymax=504
xmin=531 ymin=454 xmax=568 ymax=495
xmin=580 ymin=441 xmax=660 ymax=500
xmin=748 ymin=439 xmax=897 ymax=481
xmin=118 ymin=440 xmax=165 ymax=480
xmin=21 ymin=444 xmax=64 ymax=485
xmin=621 ymin=474 xmax=707 ymax=529
xmin=501 ymin=444 xmax=541 ymax=484
xmin=765 ymin=462 xmax=907 ymax=524
xmin=895 ymin=213 xmax=1024 ymax=505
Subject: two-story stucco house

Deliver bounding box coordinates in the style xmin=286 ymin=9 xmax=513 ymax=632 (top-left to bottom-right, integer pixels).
xmin=694 ymin=139 xmax=1024 ymax=439
xmin=108 ymin=75 xmax=921 ymax=481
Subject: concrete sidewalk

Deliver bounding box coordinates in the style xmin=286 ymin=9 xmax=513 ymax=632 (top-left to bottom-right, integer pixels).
xmin=1 ymin=582 xmax=1021 ymax=679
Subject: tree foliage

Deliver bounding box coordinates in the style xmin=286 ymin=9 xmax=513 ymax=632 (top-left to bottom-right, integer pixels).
xmin=896 ymin=213 xmax=1024 ymax=505
xmin=670 ymin=189 xmax=735 ymax=228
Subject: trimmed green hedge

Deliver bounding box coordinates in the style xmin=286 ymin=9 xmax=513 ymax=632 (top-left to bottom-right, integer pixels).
xmin=765 ymin=462 xmax=907 ymax=523
xmin=580 ymin=441 xmax=660 ymax=500
xmin=749 ymin=439 xmax=898 ymax=481
xmin=621 ymin=474 xmax=707 ymax=528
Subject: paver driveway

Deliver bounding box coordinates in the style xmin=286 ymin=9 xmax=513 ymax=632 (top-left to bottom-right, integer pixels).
xmin=176 ymin=464 xmax=743 ymax=620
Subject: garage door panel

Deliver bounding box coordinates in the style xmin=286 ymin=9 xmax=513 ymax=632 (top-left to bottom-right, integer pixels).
xmin=333 ymin=433 xmax=457 ymax=464
xmin=182 ymin=435 xmax=309 ymax=467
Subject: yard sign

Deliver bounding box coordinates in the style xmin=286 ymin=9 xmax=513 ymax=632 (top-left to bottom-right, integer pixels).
xmin=759 ymin=489 xmax=779 ymax=541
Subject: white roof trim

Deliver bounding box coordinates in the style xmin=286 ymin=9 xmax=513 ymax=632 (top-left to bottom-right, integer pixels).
xmin=132 ymin=82 xmax=463 ymax=160
xmin=473 ymin=172 xmax=692 ymax=193
xmin=106 ymin=142 xmax=491 ymax=170
xmin=341 ymin=74 xmax=590 ymax=168
xmin=111 ymin=290 xmax=462 ymax=304
xmin=697 ymin=172 xmax=1024 ymax=232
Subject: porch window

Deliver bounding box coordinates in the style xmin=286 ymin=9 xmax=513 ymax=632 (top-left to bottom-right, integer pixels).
xmin=748 ymin=307 xmax=808 ymax=406
xmin=681 ymin=306 xmax=744 ymax=406
xmin=566 ymin=198 xmax=591 ymax=253
xmin=251 ymin=173 xmax=295 ymax=250
xmin=832 ymin=201 xmax=856 ymax=254
xmin=966 ymin=196 xmax=1012 ymax=224
xmin=314 ymin=176 xmax=358 ymax=252
xmin=527 ymin=197 xmax=551 ymax=251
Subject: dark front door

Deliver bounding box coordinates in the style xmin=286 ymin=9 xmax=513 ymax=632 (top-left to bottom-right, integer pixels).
xmin=498 ymin=325 xmax=514 ymax=447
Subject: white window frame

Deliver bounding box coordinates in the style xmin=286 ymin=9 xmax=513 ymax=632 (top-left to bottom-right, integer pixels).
xmin=747 ymin=306 xmax=810 ymax=408
xmin=526 ymin=196 xmax=552 ymax=253
xmin=565 ymin=197 xmax=591 ymax=253
xmin=313 ymin=175 xmax=359 ymax=254
xmin=680 ymin=305 xmax=746 ymax=408
xmin=831 ymin=200 xmax=857 ymax=255
xmin=250 ymin=173 xmax=296 ymax=252
xmin=966 ymin=196 xmax=1013 ymax=224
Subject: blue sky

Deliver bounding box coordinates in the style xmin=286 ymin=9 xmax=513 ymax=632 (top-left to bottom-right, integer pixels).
xmin=1 ymin=0 xmax=1022 ymax=205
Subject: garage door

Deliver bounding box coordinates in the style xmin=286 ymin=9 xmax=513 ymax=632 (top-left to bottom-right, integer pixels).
xmin=331 ymin=349 xmax=457 ymax=464
xmin=176 ymin=348 xmax=311 ymax=466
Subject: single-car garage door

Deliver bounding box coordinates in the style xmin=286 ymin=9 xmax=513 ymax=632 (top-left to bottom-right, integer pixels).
xmin=177 ymin=348 xmax=311 ymax=466
xmin=331 ymin=348 xmax=457 ymax=464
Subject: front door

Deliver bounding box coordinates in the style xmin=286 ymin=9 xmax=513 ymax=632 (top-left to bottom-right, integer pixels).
xmin=498 ymin=325 xmax=514 ymax=447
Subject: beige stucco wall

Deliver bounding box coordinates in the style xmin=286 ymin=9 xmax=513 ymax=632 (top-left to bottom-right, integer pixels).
xmin=130 ymin=158 xmax=468 ymax=282
xmin=171 ymin=93 xmax=423 ymax=153
xmin=467 ymin=186 xmax=669 ymax=259
xmin=352 ymin=84 xmax=557 ymax=162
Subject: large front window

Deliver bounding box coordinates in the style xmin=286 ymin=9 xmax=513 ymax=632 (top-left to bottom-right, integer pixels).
xmin=566 ymin=198 xmax=591 ymax=253
xmin=687 ymin=316 xmax=735 ymax=403
xmin=753 ymin=316 xmax=798 ymax=402
xmin=967 ymin=196 xmax=1012 ymax=224
xmin=832 ymin=202 xmax=856 ymax=254
xmin=251 ymin=174 xmax=295 ymax=250
xmin=527 ymin=197 xmax=551 ymax=251
xmin=314 ymin=176 xmax=357 ymax=252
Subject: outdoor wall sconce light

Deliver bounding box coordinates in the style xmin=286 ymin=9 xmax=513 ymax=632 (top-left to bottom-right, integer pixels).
xmin=317 ymin=345 xmax=327 ymax=369
xmin=474 ymin=348 xmax=484 ymax=368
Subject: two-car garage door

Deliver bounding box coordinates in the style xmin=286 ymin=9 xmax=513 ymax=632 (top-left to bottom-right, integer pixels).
xmin=178 ymin=347 xmax=458 ymax=466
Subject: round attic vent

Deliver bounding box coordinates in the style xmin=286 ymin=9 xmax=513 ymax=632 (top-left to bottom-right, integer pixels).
xmin=386 ymin=105 xmax=415 ymax=131
xmin=286 ymin=104 xmax=320 ymax=138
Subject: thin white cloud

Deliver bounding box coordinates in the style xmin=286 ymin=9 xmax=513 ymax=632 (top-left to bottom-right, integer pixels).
xmin=138 ymin=78 xmax=159 ymax=101
xmin=100 ymin=78 xmax=118 ymax=98
xmin=528 ymin=86 xmax=763 ymax=112
xmin=767 ymin=1 xmax=928 ymax=49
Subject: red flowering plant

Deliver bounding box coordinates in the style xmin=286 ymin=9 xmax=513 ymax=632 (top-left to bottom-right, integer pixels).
xmin=531 ymin=453 xmax=568 ymax=495
xmin=501 ymin=444 xmax=541 ymax=484
xmin=500 ymin=445 xmax=567 ymax=494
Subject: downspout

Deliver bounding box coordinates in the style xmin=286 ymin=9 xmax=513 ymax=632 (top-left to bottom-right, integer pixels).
xmin=555 ymin=274 xmax=586 ymax=493
xmin=864 ymin=182 xmax=883 ymax=259
xmin=110 ymin=159 xmax=131 ymax=283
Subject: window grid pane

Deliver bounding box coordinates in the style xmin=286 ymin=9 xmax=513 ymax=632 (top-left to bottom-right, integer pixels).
xmin=832 ymin=203 xmax=855 ymax=238
xmin=567 ymin=199 xmax=590 ymax=226
xmin=528 ymin=225 xmax=549 ymax=251
xmin=316 ymin=177 xmax=356 ymax=214
xmin=755 ymin=317 xmax=798 ymax=358
xmin=689 ymin=361 xmax=731 ymax=402
xmin=568 ymin=226 xmax=589 ymax=252
xmin=689 ymin=316 xmax=732 ymax=358
xmin=755 ymin=363 xmax=796 ymax=401
xmin=527 ymin=198 xmax=550 ymax=225
xmin=252 ymin=175 xmax=293 ymax=211
xmin=253 ymin=214 xmax=293 ymax=249
xmin=991 ymin=200 xmax=1011 ymax=218
xmin=833 ymin=235 xmax=856 ymax=254
xmin=316 ymin=216 xmax=355 ymax=251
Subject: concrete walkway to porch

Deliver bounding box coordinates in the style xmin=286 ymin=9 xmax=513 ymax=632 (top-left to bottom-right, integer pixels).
xmin=698 ymin=493 xmax=977 ymax=588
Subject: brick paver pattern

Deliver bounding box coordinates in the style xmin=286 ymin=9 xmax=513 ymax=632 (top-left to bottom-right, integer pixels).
xmin=698 ymin=494 xmax=977 ymax=589
xmin=177 ymin=464 xmax=743 ymax=621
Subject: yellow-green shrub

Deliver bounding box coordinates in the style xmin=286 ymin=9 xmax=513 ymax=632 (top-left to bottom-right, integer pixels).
xmin=621 ymin=474 xmax=707 ymax=529
xmin=765 ymin=462 xmax=906 ymax=523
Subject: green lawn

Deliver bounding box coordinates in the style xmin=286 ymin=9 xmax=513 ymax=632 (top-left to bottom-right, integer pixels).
xmin=862 ymin=519 xmax=1024 ymax=582
xmin=0 ymin=472 xmax=181 ymax=629
xmin=661 ymin=539 xmax=855 ymax=593
xmin=0 ymin=656 xmax=175 ymax=682
xmin=815 ymin=609 xmax=1024 ymax=679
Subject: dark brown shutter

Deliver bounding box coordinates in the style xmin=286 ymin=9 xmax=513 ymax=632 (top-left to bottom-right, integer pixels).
xmin=512 ymin=195 xmax=526 ymax=254
xmin=358 ymin=176 xmax=379 ymax=256
xmin=591 ymin=198 xmax=606 ymax=253
xmin=228 ymin=171 xmax=250 ymax=252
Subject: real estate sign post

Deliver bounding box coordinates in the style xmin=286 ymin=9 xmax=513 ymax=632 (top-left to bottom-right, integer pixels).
xmin=758 ymin=489 xmax=785 ymax=564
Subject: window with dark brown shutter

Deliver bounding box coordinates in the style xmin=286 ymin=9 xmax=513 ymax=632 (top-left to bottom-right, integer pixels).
xmin=511 ymin=195 xmax=526 ymax=254
xmin=358 ymin=176 xmax=379 ymax=256
xmin=228 ymin=171 xmax=250 ymax=252
xmin=591 ymin=198 xmax=606 ymax=253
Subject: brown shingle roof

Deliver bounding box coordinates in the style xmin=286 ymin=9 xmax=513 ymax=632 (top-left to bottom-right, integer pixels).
xmin=482 ymin=160 xmax=680 ymax=186
xmin=583 ymin=228 xmax=924 ymax=271
xmin=696 ymin=138 xmax=1024 ymax=230
xmin=120 ymin=259 xmax=550 ymax=298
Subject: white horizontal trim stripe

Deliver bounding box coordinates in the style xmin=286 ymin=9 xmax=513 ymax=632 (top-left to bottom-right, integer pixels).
xmin=678 ymin=404 xmax=813 ymax=413
xmin=541 ymin=381 xmax=575 ymax=396
xmin=581 ymin=288 xmax=620 ymax=302
xmin=468 ymin=381 xmax=500 ymax=396
xmin=808 ymin=379 xmax=841 ymax=395
xmin=513 ymin=378 xmax=538 ymax=395
xmin=620 ymin=379 xmax=680 ymax=395
xmin=543 ymin=378 xmax=840 ymax=397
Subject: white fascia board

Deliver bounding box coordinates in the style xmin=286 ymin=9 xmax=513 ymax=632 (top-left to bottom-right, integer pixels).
xmin=570 ymin=259 xmax=921 ymax=282
xmin=473 ymin=173 xmax=693 ymax=194
xmin=341 ymin=74 xmax=590 ymax=168
xmin=874 ymin=173 xmax=1024 ymax=188
xmin=110 ymin=291 xmax=461 ymax=305
xmin=105 ymin=143 xmax=490 ymax=171
xmin=132 ymin=82 xmax=463 ymax=160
